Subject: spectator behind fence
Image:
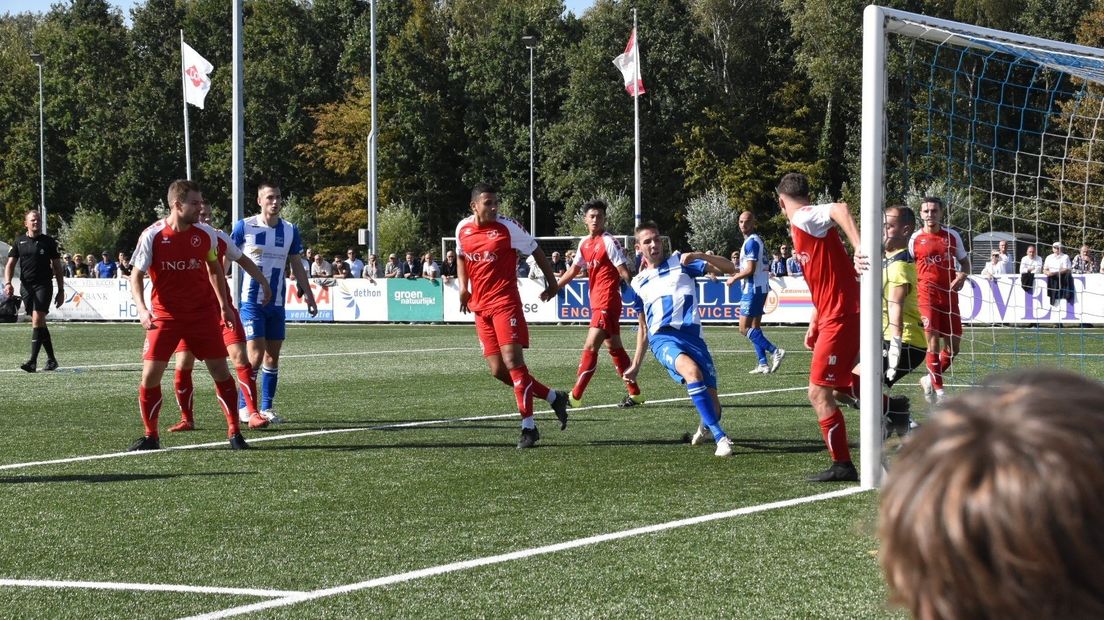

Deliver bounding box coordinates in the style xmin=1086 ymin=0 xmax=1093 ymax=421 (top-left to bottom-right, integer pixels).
xmin=62 ymin=253 xmax=75 ymax=277
xmin=1072 ymin=244 xmax=1096 ymax=274
xmin=71 ymin=253 xmax=89 ymax=278
xmin=879 ymin=369 xmax=1104 ymax=620
xmin=421 ymin=251 xmax=440 ymax=283
xmin=95 ymin=251 xmax=117 ymax=279
xmin=85 ymin=254 xmax=98 ymax=278
xmin=979 ymin=251 xmax=1004 ymax=280
xmin=345 ymin=248 xmax=364 ymax=278
xmin=310 ymin=254 xmax=332 ymax=278
xmin=768 ymin=251 xmax=787 ymax=277
xmin=550 ymin=251 xmax=567 ymax=278
xmin=440 ymin=249 xmax=458 ymax=283
xmin=117 ymin=252 xmax=133 ymax=278
xmin=400 ymin=252 xmax=420 ymax=279
xmin=996 ymin=239 xmax=1014 ymax=274
xmin=1044 ymin=242 xmax=1073 ymax=308
xmin=364 ymin=253 xmax=384 ymax=280
xmin=384 ymin=254 xmax=401 ymax=278
xmin=331 ymin=254 xmax=349 ymax=279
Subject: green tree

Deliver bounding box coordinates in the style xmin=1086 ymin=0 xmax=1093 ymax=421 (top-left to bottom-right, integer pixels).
xmin=58 ymin=205 xmax=121 ymax=257
xmin=376 ymin=201 xmax=427 ymax=259
xmin=685 ymin=189 xmax=739 ymax=255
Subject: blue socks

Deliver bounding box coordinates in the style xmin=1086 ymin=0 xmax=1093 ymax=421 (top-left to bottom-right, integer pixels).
xmin=747 ymin=328 xmax=776 ymax=365
xmin=688 ymin=381 xmax=725 ymax=439
xmin=260 ymin=365 xmax=279 ymax=411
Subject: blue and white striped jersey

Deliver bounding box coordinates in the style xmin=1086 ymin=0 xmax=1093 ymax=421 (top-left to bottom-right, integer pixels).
xmin=629 ymin=252 xmax=707 ymax=336
xmin=740 ymin=233 xmax=771 ymax=294
xmin=230 ymin=215 xmax=303 ymax=307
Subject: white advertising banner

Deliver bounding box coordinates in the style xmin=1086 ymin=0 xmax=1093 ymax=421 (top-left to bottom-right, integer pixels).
xmin=330 ymin=279 xmax=388 ymax=322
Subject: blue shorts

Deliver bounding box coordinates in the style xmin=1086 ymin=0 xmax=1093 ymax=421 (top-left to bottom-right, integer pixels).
xmin=739 ymin=291 xmax=768 ymax=318
xmin=648 ymin=328 xmax=718 ymax=389
xmin=240 ymin=302 xmax=286 ymax=341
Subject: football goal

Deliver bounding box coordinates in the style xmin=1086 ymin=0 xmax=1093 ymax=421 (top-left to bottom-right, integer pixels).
xmin=859 ymin=6 xmax=1104 ymax=486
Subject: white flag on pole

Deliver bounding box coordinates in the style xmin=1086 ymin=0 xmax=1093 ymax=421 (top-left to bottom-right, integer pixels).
xmin=612 ymin=28 xmax=645 ymax=97
xmin=182 ymin=41 xmax=214 ymax=109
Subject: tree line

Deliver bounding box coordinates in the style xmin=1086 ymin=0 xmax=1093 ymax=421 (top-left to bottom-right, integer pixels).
xmin=0 ymin=0 xmax=1098 ymax=260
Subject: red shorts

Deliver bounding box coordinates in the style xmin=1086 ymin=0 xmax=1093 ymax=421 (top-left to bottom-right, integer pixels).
xmin=809 ymin=313 xmax=860 ymax=389
xmin=474 ymin=304 xmax=529 ymax=357
xmin=146 ymin=312 xmax=229 ymax=362
xmin=919 ymin=299 xmax=962 ymax=338
xmin=589 ymin=300 xmax=622 ymax=336
xmin=173 ymin=306 xmax=245 ymax=354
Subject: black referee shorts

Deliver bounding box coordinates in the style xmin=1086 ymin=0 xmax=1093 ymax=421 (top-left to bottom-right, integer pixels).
xmin=883 ymin=340 xmax=927 ymax=388
xmin=21 ymin=282 xmax=54 ymax=315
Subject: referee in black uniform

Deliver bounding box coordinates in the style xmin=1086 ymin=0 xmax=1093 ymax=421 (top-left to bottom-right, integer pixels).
xmin=4 ymin=209 xmax=65 ymax=372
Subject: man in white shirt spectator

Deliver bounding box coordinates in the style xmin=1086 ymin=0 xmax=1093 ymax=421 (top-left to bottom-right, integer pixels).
xmin=996 ymin=240 xmax=1014 ymax=274
xmin=1043 ymin=242 xmax=1073 ymax=308
xmin=980 ymin=251 xmax=1005 ymax=280
xmin=310 ymin=253 xmax=332 ymax=278
xmin=421 ymin=251 xmax=440 ymax=283
xmin=1019 ymin=245 xmax=1042 ymax=275
xmin=345 ymin=248 xmax=365 ymax=278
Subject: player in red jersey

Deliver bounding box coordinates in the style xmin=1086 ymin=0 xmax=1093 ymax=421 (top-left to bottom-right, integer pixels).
xmin=168 ymin=199 xmax=272 ymax=433
xmin=127 ymin=180 xmax=250 ymax=451
xmin=777 ymin=172 xmax=867 ymax=482
xmin=456 ymin=183 xmax=569 ymax=449
xmin=907 ymin=197 xmax=968 ymax=404
xmin=555 ymin=199 xmax=643 ymax=409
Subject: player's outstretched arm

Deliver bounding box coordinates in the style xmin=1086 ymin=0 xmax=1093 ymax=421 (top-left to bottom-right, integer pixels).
xmin=555 ymin=263 xmax=581 ymax=291
xmin=683 ymin=251 xmax=737 ymax=276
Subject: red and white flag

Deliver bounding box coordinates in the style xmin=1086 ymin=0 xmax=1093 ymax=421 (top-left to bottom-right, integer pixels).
xmin=182 ymin=41 xmax=213 ymax=109
xmin=612 ymin=28 xmax=645 ymax=97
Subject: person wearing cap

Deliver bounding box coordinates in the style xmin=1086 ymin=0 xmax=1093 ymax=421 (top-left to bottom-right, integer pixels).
xmin=1044 ymin=241 xmax=1074 ymax=308
xmin=384 ymin=253 xmax=401 ymax=278
xmin=980 ymin=250 xmax=1005 ymax=280
xmin=94 ymin=251 xmax=117 ymax=279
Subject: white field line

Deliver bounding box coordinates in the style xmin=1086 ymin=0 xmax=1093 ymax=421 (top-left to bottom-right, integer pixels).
xmin=180 ymin=486 xmax=869 ymax=620
xmin=0 ymin=579 xmax=303 ymax=598
xmin=0 ymin=386 xmax=808 ymax=472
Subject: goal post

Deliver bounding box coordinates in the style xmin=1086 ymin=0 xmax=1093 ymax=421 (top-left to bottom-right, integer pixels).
xmin=860 ymin=6 xmax=1104 ymax=487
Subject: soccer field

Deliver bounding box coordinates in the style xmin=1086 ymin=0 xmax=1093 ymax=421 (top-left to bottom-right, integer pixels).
xmin=1 ymin=321 xmax=1096 ymax=618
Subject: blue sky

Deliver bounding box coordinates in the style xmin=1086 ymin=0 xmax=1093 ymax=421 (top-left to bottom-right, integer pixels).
xmin=4 ymin=0 xmax=598 ymax=20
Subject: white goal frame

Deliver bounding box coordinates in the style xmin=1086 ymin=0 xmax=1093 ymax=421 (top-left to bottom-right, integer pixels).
xmin=859 ymin=6 xmax=1104 ymax=487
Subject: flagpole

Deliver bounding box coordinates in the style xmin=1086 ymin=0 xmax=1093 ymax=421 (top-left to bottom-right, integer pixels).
xmin=180 ymin=30 xmax=192 ymax=180
xmin=368 ymin=0 xmax=378 ymax=256
xmin=632 ymin=10 xmax=641 ymax=229
xmin=231 ymin=0 xmax=245 ymax=303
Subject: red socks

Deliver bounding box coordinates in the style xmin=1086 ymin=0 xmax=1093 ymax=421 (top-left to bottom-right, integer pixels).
xmin=173 ymin=368 xmax=194 ymax=423
xmin=610 ymin=347 xmax=640 ymax=396
xmin=572 ymin=349 xmax=598 ymax=400
xmin=819 ymin=408 xmax=851 ymax=463
xmin=237 ymin=365 xmax=259 ymax=415
xmin=215 ymin=377 xmax=241 ymax=436
xmin=939 ymin=349 xmax=953 ymax=375
xmin=139 ymin=385 xmax=163 ymax=439
xmin=926 ymin=351 xmax=944 ymax=390
xmin=508 ymin=366 xmax=534 ymax=418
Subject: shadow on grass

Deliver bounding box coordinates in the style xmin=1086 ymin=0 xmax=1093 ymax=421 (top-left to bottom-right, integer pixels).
xmin=265 ymin=441 xmax=512 ymax=451
xmin=0 ymin=471 xmax=249 ymax=485
xmin=733 ymin=438 xmax=830 ymax=454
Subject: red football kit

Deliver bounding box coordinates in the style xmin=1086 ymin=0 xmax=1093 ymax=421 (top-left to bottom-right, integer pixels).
xmin=908 ymin=227 xmax=968 ymax=337
xmin=574 ymin=232 xmax=629 ymax=335
xmin=174 ymin=229 xmax=246 ymax=353
xmin=790 ymin=204 xmax=860 ymax=389
xmin=132 ymin=220 xmax=227 ymax=362
xmin=456 ymin=214 xmax=538 ymax=356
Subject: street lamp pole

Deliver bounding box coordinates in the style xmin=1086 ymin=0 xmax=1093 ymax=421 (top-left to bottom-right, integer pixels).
xmin=30 ymin=53 xmax=46 ymax=234
xmin=522 ymin=35 xmax=538 ymax=235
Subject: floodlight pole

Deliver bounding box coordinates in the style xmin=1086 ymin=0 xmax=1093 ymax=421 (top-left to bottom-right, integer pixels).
xmin=30 ymin=53 xmax=46 ymax=234
xmin=522 ymin=34 xmax=538 ymax=235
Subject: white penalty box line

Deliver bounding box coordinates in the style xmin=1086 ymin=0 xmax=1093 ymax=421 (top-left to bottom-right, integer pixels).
xmin=179 ymin=486 xmax=868 ymax=619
